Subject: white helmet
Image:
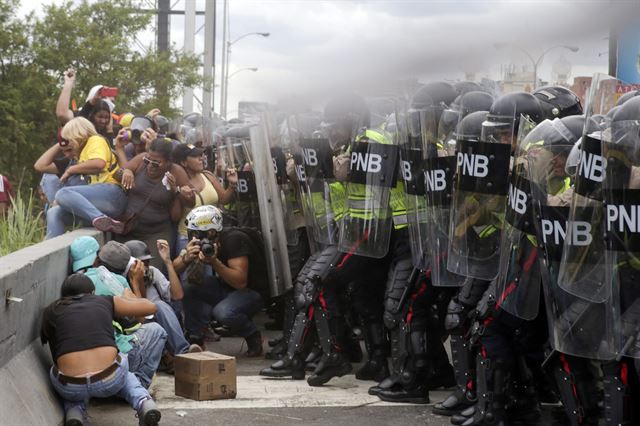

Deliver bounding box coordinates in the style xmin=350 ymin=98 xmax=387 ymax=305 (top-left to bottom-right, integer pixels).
xmin=185 ymin=205 xmax=223 ymax=232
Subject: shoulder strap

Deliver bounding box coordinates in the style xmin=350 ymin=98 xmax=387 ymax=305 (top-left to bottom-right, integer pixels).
xmin=202 ymin=171 xmax=218 ymax=187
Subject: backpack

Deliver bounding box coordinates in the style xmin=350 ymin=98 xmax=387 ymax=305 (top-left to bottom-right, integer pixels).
xmin=222 ymin=226 xmax=270 ymax=300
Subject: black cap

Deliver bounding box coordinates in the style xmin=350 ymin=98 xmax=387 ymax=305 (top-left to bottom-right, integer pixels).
xmin=172 ymin=143 xmax=205 ymax=164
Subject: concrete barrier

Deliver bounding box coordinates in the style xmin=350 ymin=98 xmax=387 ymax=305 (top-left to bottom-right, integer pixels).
xmin=0 ymin=229 xmax=104 ymax=426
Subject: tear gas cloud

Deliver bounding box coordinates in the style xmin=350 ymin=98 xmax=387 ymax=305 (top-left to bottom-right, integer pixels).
xmin=225 ymin=0 xmax=638 ymax=109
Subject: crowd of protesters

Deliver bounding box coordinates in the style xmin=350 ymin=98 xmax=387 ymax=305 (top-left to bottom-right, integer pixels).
xmin=34 ymin=69 xmax=266 ymax=426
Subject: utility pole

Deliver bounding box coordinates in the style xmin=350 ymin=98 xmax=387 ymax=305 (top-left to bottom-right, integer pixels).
xmin=202 ymin=1 xmax=216 ymax=118
xmin=182 ymin=0 xmax=196 ymax=114
xmin=156 ymin=0 xmax=170 ymax=52
xmin=219 ymin=0 xmax=229 ymax=116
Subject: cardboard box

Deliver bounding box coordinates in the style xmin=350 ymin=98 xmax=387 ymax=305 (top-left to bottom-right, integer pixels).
xmin=174 ymin=352 xmax=237 ymax=401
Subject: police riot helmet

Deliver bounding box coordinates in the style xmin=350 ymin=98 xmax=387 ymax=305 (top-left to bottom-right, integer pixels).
xmin=614 ymin=89 xmax=640 ymax=107
xmin=610 ymin=96 xmax=640 ymax=150
xmin=459 ymin=91 xmax=495 ymax=118
xmin=482 ymin=91 xmax=544 ymax=143
xmin=185 ymin=205 xmax=223 ymax=232
xmin=533 ymin=85 xmax=583 ymax=119
xmin=124 ymin=240 xmax=153 ymax=261
xmin=559 ymin=115 xmax=585 ymax=145
xmin=411 ymin=81 xmax=458 ymax=110
xmin=454 ymin=111 xmax=489 ymax=142
xmin=454 ymin=81 xmax=483 ymax=96
xmin=523 ymin=116 xmax=584 ymax=154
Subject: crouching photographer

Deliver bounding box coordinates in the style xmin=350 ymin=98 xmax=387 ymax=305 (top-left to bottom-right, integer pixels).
xmin=173 ymin=205 xmax=264 ymax=356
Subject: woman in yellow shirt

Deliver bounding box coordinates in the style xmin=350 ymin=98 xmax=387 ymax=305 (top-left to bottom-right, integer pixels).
xmin=172 ymin=143 xmax=237 ymax=259
xmin=46 ymin=117 xmax=126 ymax=238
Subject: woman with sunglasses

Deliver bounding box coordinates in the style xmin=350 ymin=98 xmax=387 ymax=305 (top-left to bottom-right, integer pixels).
xmin=45 ymin=117 xmax=126 ymax=239
xmin=115 ymin=137 xmax=189 ymax=270
xmin=34 ymin=133 xmax=84 ymax=204
xmin=171 ymin=143 xmax=238 ymax=258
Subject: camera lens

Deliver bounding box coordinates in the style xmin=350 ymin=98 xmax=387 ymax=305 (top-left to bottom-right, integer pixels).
xmin=200 ymin=238 xmax=215 ymax=257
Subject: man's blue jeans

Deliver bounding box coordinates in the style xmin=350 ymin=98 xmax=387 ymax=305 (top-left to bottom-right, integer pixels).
xmin=154 ymin=300 xmax=190 ymax=354
xmin=126 ymin=322 xmax=167 ymax=388
xmin=183 ymin=277 xmax=263 ymax=339
xmin=46 ymin=183 xmax=127 ymax=239
xmin=49 ymin=354 xmax=150 ymax=417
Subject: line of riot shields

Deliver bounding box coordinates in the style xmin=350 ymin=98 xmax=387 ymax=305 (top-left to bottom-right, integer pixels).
xmin=172 ymin=76 xmax=640 ymax=421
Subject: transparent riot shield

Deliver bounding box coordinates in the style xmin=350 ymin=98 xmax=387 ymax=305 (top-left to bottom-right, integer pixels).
xmin=558 ymin=74 xmax=628 ymax=303
xmin=216 ymin=134 xmax=260 ymax=228
xmin=339 ymin=121 xmax=398 ymax=258
xmin=493 ymin=117 xmax=542 ymax=319
xmin=264 ymin=114 xmax=297 ymax=245
xmin=290 ymin=150 xmax=320 ymax=254
xmin=447 ymin=114 xmax=513 ymax=280
xmin=398 ymin=108 xmax=430 ymax=269
xmin=527 ymin=136 xmax=614 ymax=359
xmin=601 ymin=97 xmax=640 ymax=359
xmin=288 ymin=113 xmax=337 ymax=245
xmin=249 ymin=115 xmax=293 ymax=297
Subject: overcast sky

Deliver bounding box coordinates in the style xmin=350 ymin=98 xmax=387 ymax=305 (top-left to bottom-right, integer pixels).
xmin=19 ymin=0 xmax=639 ymax=118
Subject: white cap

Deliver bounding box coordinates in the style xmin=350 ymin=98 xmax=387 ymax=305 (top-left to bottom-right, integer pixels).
xmin=86 ymin=85 xmax=103 ymax=103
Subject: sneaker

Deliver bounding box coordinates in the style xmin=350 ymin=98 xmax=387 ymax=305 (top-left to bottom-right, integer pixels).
xmin=245 ymin=331 xmax=263 ymax=357
xmin=137 ymin=398 xmax=161 ymax=426
xmin=92 ymin=215 xmax=125 ymax=234
xmin=64 ymin=405 xmax=86 ymax=426
xmin=188 ymin=344 xmax=203 ymax=353
xmin=186 ymin=333 xmax=206 ymax=350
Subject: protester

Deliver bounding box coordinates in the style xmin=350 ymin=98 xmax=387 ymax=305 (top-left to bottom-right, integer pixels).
xmin=173 ymin=205 xmax=264 ymax=356
xmin=46 ymin=117 xmax=126 ymax=238
xmin=69 ymin=238 xmax=167 ymax=389
xmin=41 ymin=274 xmax=161 ymax=426
xmin=124 ymin=239 xmax=201 ymax=372
xmin=34 ymin=133 xmax=83 ymax=204
xmin=114 ymin=138 xmax=188 ymax=269
xmin=0 ymin=173 xmax=14 ymax=215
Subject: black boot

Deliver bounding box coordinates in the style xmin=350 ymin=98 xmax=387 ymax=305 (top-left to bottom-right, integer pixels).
xmin=307 ymin=315 xmax=352 ymax=386
xmin=304 ymin=344 xmax=322 ymax=371
xmin=306 ymin=351 xmax=352 ymax=386
xmin=260 ymin=353 xmax=306 ymax=380
xmin=245 ymin=331 xmax=263 ymax=357
xmin=377 ymin=329 xmax=430 ymax=404
xmin=453 ymin=356 xmax=510 ymax=426
xmin=368 ymin=374 xmax=398 ymax=396
xmin=356 ymin=322 xmax=390 ymax=382
xmin=433 ymin=334 xmax=476 ymax=415
xmin=432 ymin=387 xmax=476 ymax=416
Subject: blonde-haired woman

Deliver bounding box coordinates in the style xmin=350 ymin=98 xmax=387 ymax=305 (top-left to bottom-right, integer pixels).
xmin=46 ymin=117 xmax=126 ymax=238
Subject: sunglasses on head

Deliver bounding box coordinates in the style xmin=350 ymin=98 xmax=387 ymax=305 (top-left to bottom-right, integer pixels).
xmin=143 ymin=156 xmax=162 ymax=168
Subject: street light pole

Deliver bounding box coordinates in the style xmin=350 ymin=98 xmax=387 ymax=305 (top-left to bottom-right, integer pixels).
xmin=221 ymin=31 xmax=269 ymax=119
xmin=223 ymin=68 xmax=258 ymax=119
xmin=495 ymin=43 xmax=579 ymax=90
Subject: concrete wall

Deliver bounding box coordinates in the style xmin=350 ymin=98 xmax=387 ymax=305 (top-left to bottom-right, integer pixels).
xmin=0 ymin=229 xmax=103 ymax=425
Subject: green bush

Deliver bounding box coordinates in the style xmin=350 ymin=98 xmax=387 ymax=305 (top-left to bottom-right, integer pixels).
xmin=0 ymin=190 xmax=45 ymax=256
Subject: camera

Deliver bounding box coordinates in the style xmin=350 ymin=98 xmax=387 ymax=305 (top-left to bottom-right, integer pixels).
xmin=199 ymin=238 xmax=215 ymax=257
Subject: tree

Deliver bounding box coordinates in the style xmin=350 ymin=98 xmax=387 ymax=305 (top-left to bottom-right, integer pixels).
xmin=0 ymin=0 xmax=208 ymax=193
